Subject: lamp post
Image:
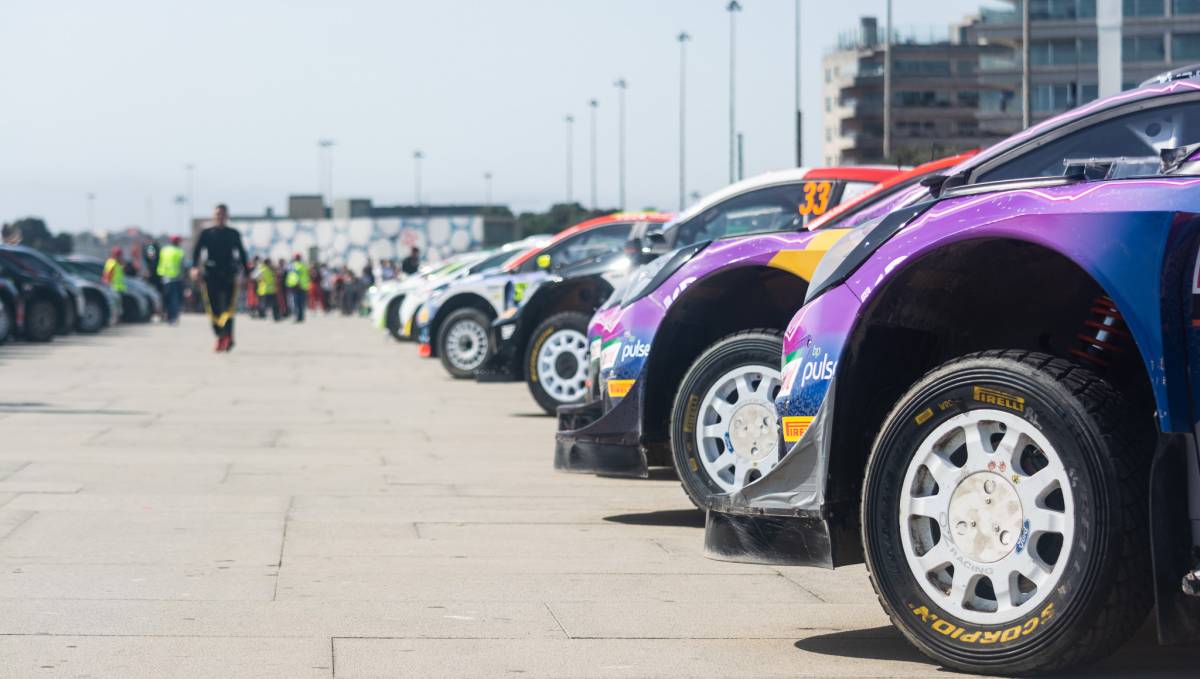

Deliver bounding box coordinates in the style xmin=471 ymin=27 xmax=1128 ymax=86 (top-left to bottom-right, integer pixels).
xmin=727 ymin=1 xmax=742 ymax=183
xmin=86 ymin=193 xmax=96 ymax=232
xmin=413 ymin=150 xmax=424 ymax=206
xmin=677 ymin=31 xmax=691 ymax=210
xmin=564 ymin=114 xmax=575 ymax=204
xmin=1022 ymin=0 xmax=1031 ymax=128
xmin=614 ymin=78 xmax=627 ymax=210
xmin=883 ymin=0 xmax=893 ymax=161
xmin=484 ymin=171 xmax=493 ymax=207
xmin=588 ymin=99 xmax=599 ymax=210
xmin=184 ymin=163 xmax=195 ymax=226
xmin=794 ymin=0 xmax=803 ymax=166
xmin=318 ymin=138 xmax=335 ymax=207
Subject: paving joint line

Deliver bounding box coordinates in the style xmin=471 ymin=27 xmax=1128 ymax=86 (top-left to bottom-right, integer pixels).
xmin=543 ymin=603 xmax=571 ymax=639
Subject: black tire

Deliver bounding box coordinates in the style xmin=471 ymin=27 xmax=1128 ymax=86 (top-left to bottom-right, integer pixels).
xmin=437 ymin=308 xmax=493 ymax=379
xmin=524 ymin=311 xmax=591 ymax=416
xmin=22 ymin=298 xmax=57 ymax=342
xmin=0 ymin=296 xmax=12 ymax=344
xmin=670 ymin=330 xmax=783 ymax=509
xmin=385 ymin=296 xmax=405 ymax=341
xmin=77 ymin=295 xmax=106 ymax=333
xmin=60 ymin=299 xmax=76 ymax=335
xmin=861 ymin=350 xmax=1152 ymax=675
xmin=120 ymin=294 xmax=141 ymax=323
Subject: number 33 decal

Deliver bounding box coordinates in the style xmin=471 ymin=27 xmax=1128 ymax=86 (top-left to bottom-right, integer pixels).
xmin=798 ymin=181 xmax=832 ymax=216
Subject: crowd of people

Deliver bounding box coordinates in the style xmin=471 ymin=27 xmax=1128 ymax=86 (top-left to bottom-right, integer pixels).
xmin=99 ymin=205 xmax=424 ymax=352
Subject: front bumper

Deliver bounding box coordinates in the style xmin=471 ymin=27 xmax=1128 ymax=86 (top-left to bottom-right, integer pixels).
xmin=553 ymin=385 xmax=647 ymax=477
xmin=476 ymin=318 xmax=521 ymax=382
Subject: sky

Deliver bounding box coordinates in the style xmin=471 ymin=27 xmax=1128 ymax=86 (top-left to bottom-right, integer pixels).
xmin=0 ymin=0 xmax=998 ymax=234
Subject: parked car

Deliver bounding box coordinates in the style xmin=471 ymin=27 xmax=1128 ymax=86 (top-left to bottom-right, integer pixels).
xmin=704 ymin=68 xmax=1200 ymax=674
xmin=0 ymin=246 xmax=76 ymax=342
xmin=63 ymin=256 xmax=155 ymax=322
xmin=52 ymin=256 xmax=121 ymax=332
xmin=551 ymin=165 xmax=902 ymax=491
xmin=417 ymin=213 xmax=669 ymax=379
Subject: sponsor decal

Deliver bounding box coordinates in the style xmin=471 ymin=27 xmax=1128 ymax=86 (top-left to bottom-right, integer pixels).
xmin=915 ymin=407 xmax=934 ymax=425
xmin=659 ymin=275 xmax=697 ymax=309
xmin=800 ymin=353 xmax=837 ymax=387
xmin=1014 ymin=518 xmax=1031 ymax=554
xmin=797 ymin=180 xmax=833 ymax=216
xmin=416 ymin=306 xmax=430 ymax=324
xmin=589 ymin=338 xmax=602 ymax=364
xmin=780 ymin=360 xmax=800 ymax=392
xmin=909 ymin=602 xmax=1054 ymax=645
xmin=619 ymin=339 xmax=650 ymax=361
xmin=682 ymin=394 xmax=701 ymax=433
xmin=782 ymin=416 xmax=814 ymax=442
xmin=512 ymin=282 xmax=528 ymax=303
xmin=607 ymin=379 xmax=635 ymax=398
xmin=600 ymin=340 xmax=621 ymax=370
xmin=972 ymin=386 xmax=1025 ymax=412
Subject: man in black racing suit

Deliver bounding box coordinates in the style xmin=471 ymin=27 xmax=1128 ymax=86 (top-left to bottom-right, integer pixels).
xmin=191 ymin=203 xmax=249 ymax=352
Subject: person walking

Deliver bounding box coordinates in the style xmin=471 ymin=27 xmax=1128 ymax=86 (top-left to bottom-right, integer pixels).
xmin=191 ymin=204 xmax=249 ymax=352
xmin=285 ymin=254 xmax=310 ymax=323
xmin=253 ymin=256 xmax=280 ymax=321
xmin=157 ymin=235 xmax=186 ymax=324
xmin=143 ymin=240 xmax=163 ymax=293
xmin=401 ymin=246 xmax=420 ymax=275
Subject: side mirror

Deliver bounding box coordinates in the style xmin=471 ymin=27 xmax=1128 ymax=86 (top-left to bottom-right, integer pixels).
xmin=536 ymin=254 xmax=552 ymax=270
xmin=646 ymin=232 xmax=666 ymax=246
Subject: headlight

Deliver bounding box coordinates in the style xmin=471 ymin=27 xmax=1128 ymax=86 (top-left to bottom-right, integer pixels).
xmin=620 ymin=241 xmax=709 ymax=307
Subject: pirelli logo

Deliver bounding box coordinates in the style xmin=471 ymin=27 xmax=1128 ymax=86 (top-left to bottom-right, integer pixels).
xmin=607 ymin=379 xmax=635 ymax=398
xmin=972 ymin=386 xmax=1025 ymax=413
xmin=781 ymin=416 xmax=814 ymax=442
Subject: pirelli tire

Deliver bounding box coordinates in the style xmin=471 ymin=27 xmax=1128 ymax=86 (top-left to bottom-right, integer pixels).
xmin=670 ymin=330 xmax=783 ymax=509
xmin=385 ymin=296 xmax=405 ymax=341
xmin=861 ymin=350 xmax=1152 ymax=675
xmin=524 ymin=311 xmax=591 ymax=416
xmin=437 ymin=307 xmax=493 ymax=379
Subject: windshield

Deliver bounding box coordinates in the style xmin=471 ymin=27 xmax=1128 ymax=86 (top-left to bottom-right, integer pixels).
xmin=468 ymin=249 xmax=516 ymax=274
xmin=664 ymin=180 xmax=847 ymax=248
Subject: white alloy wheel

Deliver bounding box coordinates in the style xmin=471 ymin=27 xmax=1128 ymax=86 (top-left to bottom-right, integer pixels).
xmin=695 ymin=364 xmax=782 ymax=492
xmin=899 ymin=409 xmax=1074 ymax=626
xmin=536 ymin=328 xmax=589 ymax=402
xmin=445 ymin=318 xmax=489 ymax=371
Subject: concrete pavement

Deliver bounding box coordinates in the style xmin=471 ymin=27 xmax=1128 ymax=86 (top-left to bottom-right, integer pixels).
xmin=0 ymin=314 xmax=1194 ymax=677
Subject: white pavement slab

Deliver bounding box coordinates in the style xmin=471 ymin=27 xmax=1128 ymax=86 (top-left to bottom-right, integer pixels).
xmin=0 ymin=314 xmax=1194 ymax=678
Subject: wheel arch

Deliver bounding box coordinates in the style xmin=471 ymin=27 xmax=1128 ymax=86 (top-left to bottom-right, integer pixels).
xmin=429 ymin=292 xmax=497 ymax=357
xmin=640 ymin=264 xmax=810 ymax=447
xmin=512 ymin=276 xmax=614 ymax=373
xmin=823 ymin=237 xmax=1160 ymax=547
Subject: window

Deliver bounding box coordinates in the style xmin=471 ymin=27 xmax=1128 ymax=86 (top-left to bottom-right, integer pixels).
xmin=670 ymin=183 xmax=825 ymax=247
xmin=893 ymin=60 xmax=951 ymax=77
xmin=1031 ymin=38 xmax=1096 ymax=66
xmin=1123 ymin=35 xmax=1165 ymax=62
xmin=981 ymin=89 xmax=1017 ymax=113
xmin=1177 ymin=0 xmax=1200 ymax=14
xmin=1123 ymin=0 xmax=1164 ymax=15
xmin=1032 ymin=83 xmax=1080 ymax=112
xmin=549 ymin=224 xmax=632 ymax=269
xmin=957 ymin=90 xmax=981 ymax=107
xmin=1174 ymin=33 xmax=1200 ymax=61
xmin=978 ymin=99 xmax=1200 ymax=182
xmin=1031 ymin=0 xmax=1097 ymax=19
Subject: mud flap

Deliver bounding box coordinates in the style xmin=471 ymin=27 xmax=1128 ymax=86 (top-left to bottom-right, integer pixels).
xmin=554 ymin=387 xmax=648 ymax=477
xmin=1151 ymin=432 xmax=1200 ymax=644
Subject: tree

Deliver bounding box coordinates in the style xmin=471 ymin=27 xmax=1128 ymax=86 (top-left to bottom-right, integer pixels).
xmin=1 ymin=217 xmax=73 ymax=254
xmin=516 ymin=202 xmax=616 ymax=236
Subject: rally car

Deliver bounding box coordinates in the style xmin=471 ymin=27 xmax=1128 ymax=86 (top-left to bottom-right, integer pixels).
xmin=552 ymin=165 xmax=906 ymax=500
xmin=704 ymin=69 xmax=1200 ymax=674
xmin=417 ymin=213 xmax=668 ymax=379
xmin=0 ymin=245 xmax=80 ymax=340
xmin=475 ymin=214 xmax=673 ymax=414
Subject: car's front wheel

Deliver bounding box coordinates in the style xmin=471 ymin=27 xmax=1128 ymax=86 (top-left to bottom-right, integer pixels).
xmin=525 ymin=311 xmax=590 ymax=415
xmin=670 ymin=330 xmax=783 ymax=508
xmin=438 ymin=308 xmax=492 ymax=379
xmin=23 ymin=298 xmax=57 ymax=342
xmin=385 ymin=296 xmax=405 ymax=341
xmin=862 ymin=351 xmax=1152 ymax=675
xmin=78 ymin=295 xmax=106 ymax=333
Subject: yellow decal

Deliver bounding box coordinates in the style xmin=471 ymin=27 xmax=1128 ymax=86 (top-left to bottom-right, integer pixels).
xmin=910 ymin=602 xmax=1053 ymax=645
xmin=782 ymin=416 xmax=814 ymax=442
xmin=607 ymin=379 xmax=635 ymax=398
xmin=915 ymin=407 xmax=934 ymax=425
xmin=797 ymin=181 xmax=833 ymax=216
xmin=403 ymin=318 xmax=413 ymax=336
xmin=767 ymin=229 xmax=850 ymax=281
xmin=973 ymin=386 xmax=1025 ymax=413
xmin=416 ymin=306 xmax=430 ymax=324
xmin=536 ymin=254 xmax=552 ymax=269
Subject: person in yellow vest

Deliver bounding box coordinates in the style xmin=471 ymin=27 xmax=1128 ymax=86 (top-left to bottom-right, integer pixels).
xmin=253 ymin=256 xmax=280 ymax=321
xmin=285 ymin=254 xmax=310 ymax=323
xmin=156 ymin=235 xmax=186 ymax=324
xmin=102 ymin=247 xmax=126 ymax=292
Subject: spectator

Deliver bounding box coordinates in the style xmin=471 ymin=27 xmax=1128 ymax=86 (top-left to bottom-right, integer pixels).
xmin=401 ymin=247 xmax=420 ymax=275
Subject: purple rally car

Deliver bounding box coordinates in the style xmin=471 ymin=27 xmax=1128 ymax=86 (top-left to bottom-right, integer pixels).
xmin=705 ymin=68 xmax=1200 ymax=674
xmin=553 ymin=166 xmax=904 ymax=506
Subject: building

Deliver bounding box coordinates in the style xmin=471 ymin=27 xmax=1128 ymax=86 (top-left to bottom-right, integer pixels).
xmin=822 ymin=1 xmax=1200 ymax=165
xmin=199 ymin=196 xmax=516 ymax=272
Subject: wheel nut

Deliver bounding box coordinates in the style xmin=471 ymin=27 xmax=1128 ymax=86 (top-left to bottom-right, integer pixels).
xmin=1000 ymin=530 xmax=1012 ymax=545
xmin=983 ymin=479 xmax=996 ymax=494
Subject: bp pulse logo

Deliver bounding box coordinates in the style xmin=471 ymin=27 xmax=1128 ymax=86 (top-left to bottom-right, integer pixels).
xmin=800 ymin=353 xmax=836 ymax=387
xmin=619 ymin=340 xmax=650 ymax=361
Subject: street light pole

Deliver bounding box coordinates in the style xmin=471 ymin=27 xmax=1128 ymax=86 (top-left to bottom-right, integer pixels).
xmin=1022 ymin=0 xmax=1031 ymax=128
xmin=794 ymin=0 xmax=803 ymax=166
xmin=184 ymin=163 xmax=195 ymax=227
xmin=677 ymin=31 xmax=691 ymax=210
xmin=883 ymin=0 xmax=893 ymax=161
xmin=564 ymin=114 xmax=575 ymax=204
xmin=318 ymin=139 xmax=335 ymax=208
xmin=588 ymin=99 xmax=598 ymax=210
xmin=86 ymin=193 xmax=95 ymax=232
xmin=413 ymin=150 xmax=424 ymax=206
xmin=727 ymin=1 xmax=742 ymax=183
xmin=614 ymin=78 xmax=628 ymax=210
xmin=484 ymin=172 xmax=493 ymax=207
